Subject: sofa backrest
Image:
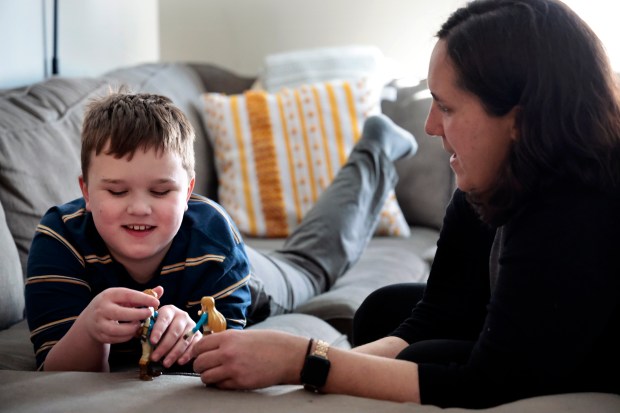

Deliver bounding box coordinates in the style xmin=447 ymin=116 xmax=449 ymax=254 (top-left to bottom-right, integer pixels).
xmin=0 ymin=76 xmax=107 ymax=277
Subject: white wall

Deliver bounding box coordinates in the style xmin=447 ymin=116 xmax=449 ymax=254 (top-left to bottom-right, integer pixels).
xmin=563 ymin=0 xmax=620 ymax=71
xmin=1 ymin=0 xmax=618 ymax=90
xmin=0 ymin=0 xmax=46 ymax=89
xmin=159 ymin=0 xmax=466 ymax=84
xmin=159 ymin=0 xmax=620 ymax=84
xmin=0 ymin=0 xmax=159 ymax=89
xmin=58 ymin=0 xmax=159 ymax=78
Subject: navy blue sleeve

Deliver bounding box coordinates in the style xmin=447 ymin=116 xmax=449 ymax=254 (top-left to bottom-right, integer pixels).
xmin=25 ymin=208 xmax=93 ymax=369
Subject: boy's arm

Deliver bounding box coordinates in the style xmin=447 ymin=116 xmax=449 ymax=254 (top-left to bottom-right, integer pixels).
xmin=25 ymin=221 xmax=96 ymax=370
xmin=41 ymin=287 xmax=158 ymax=372
xmin=25 ymin=215 xmax=157 ymax=371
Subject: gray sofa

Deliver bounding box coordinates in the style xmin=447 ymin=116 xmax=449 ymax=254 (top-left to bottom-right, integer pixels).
xmin=0 ymin=63 xmax=618 ymax=412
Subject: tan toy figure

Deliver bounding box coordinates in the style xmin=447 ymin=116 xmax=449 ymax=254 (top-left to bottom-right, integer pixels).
xmin=137 ymin=289 xmax=160 ymax=381
xmin=183 ymin=296 xmax=226 ymax=340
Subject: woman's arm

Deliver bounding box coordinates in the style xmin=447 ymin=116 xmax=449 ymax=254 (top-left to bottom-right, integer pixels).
xmin=352 ymin=336 xmax=409 ymax=358
xmin=192 ymin=329 xmax=421 ymax=403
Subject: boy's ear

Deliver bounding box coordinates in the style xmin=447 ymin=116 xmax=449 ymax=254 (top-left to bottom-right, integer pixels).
xmin=185 ymin=177 xmax=195 ymax=210
xmin=79 ymin=176 xmax=91 ymax=211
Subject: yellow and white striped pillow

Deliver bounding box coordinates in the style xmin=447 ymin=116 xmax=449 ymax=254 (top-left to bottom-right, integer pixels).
xmin=201 ymin=78 xmax=410 ymax=238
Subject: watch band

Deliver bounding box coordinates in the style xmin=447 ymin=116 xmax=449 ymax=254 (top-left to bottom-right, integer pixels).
xmin=300 ymin=338 xmax=331 ymax=392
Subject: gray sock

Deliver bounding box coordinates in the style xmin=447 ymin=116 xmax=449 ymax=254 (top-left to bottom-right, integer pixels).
xmin=360 ymin=114 xmax=418 ymax=161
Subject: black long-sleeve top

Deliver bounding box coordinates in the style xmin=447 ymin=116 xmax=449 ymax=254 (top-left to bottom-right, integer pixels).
xmin=392 ymin=188 xmax=620 ymax=408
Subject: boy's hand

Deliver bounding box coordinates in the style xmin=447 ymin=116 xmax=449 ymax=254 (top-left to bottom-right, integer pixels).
xmin=79 ymin=287 xmax=161 ymax=345
xmin=148 ymin=303 xmax=200 ymax=368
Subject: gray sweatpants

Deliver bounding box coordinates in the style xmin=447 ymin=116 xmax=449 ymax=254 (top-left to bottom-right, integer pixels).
xmin=245 ymin=139 xmax=398 ymax=321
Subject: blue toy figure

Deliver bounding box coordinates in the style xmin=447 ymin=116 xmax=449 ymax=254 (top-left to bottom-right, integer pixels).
xmin=183 ymin=296 xmax=226 ymax=340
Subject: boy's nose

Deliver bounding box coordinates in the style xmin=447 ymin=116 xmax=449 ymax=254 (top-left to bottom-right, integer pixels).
xmin=127 ymin=197 xmax=152 ymax=215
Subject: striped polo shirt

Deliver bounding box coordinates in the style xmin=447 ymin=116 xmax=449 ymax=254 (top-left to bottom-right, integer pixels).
xmin=25 ymin=194 xmax=252 ymax=370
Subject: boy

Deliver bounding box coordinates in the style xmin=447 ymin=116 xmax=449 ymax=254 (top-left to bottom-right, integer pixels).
xmin=25 ymin=93 xmax=252 ymax=372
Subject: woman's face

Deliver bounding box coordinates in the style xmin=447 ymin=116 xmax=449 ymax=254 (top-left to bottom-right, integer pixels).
xmin=425 ymin=40 xmax=518 ymax=194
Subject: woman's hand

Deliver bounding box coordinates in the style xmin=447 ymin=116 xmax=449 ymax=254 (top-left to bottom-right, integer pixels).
xmin=192 ymin=329 xmax=308 ymax=389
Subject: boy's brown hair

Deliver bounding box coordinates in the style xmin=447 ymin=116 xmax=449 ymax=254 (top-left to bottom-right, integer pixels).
xmin=81 ymin=92 xmax=195 ymax=182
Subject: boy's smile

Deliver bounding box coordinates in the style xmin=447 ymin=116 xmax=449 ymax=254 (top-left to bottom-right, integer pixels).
xmin=79 ymin=144 xmax=195 ymax=283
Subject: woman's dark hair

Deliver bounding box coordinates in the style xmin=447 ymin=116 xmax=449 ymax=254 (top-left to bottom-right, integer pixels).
xmin=438 ymin=0 xmax=620 ymax=224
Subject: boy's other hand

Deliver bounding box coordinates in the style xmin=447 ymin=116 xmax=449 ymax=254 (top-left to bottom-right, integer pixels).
xmin=148 ymin=304 xmax=200 ymax=368
xmin=79 ymin=287 xmax=160 ymax=345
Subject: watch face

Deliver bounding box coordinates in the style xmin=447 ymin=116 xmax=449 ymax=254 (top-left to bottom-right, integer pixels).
xmin=301 ymin=355 xmax=331 ymax=390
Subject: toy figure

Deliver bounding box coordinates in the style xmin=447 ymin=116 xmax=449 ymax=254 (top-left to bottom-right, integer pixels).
xmin=183 ymin=296 xmax=226 ymax=340
xmin=138 ymin=289 xmax=161 ymax=381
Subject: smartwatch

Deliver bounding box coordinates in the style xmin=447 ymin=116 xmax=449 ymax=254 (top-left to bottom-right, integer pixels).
xmin=300 ymin=339 xmax=331 ymax=392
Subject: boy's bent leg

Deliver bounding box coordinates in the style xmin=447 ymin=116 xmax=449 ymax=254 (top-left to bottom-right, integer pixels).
xmin=268 ymin=115 xmax=417 ymax=300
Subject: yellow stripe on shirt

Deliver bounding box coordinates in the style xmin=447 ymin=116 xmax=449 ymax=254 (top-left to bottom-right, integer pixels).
xmin=61 ymin=208 xmax=86 ymax=222
xmin=186 ymin=273 xmax=251 ymax=307
xmin=161 ymin=254 xmax=226 ymax=275
xmin=36 ymin=225 xmax=85 ymax=267
xmin=30 ymin=316 xmax=78 ymax=338
xmin=190 ymin=195 xmax=242 ymax=244
xmin=84 ymin=254 xmax=113 ymax=265
xmin=25 ymin=275 xmax=91 ymax=290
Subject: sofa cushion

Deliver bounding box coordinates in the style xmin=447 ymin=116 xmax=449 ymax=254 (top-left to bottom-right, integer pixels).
xmin=382 ymin=80 xmax=454 ymax=230
xmin=247 ymin=313 xmax=350 ymax=350
xmin=0 ymin=320 xmax=35 ymax=370
xmin=200 ymin=79 xmax=410 ymax=238
xmin=295 ymin=242 xmax=429 ymax=338
xmin=0 ymin=200 xmax=24 ymax=329
xmin=0 ymin=77 xmax=109 ymax=275
xmin=2 ymin=369 xmax=619 ymax=413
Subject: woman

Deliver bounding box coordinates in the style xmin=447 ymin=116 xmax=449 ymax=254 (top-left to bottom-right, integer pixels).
xmin=190 ymin=0 xmax=620 ymax=408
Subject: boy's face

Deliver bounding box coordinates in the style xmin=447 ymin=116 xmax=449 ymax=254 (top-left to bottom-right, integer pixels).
xmin=79 ymin=144 xmax=195 ymax=282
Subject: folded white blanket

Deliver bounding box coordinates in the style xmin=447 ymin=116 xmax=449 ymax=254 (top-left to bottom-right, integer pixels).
xmin=260 ymin=45 xmax=398 ymax=100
